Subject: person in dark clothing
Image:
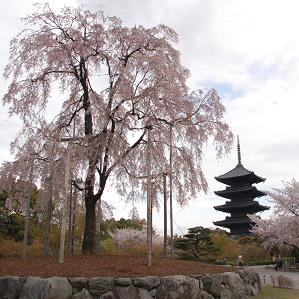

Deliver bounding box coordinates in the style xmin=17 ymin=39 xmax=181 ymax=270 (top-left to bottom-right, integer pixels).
xmin=237 ymin=255 xmax=244 ymax=268
xmin=274 ymin=256 xmax=283 ymax=271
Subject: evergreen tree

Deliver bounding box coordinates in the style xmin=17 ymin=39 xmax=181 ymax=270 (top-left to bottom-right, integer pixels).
xmin=175 ymin=226 xmax=218 ymax=260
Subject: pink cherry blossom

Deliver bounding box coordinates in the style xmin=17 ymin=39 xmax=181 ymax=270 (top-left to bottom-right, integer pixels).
xmin=2 ymin=4 xmax=233 ymax=253
xmin=251 ymin=179 xmax=299 ymax=250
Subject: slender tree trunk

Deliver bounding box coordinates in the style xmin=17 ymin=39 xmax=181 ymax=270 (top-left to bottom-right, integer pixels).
xmin=23 ymin=158 xmax=34 ymax=260
xmin=163 ymin=173 xmax=167 ymax=258
xmin=169 ymin=124 xmax=174 ymax=259
xmin=44 ymin=177 xmax=53 ymax=256
xmin=59 ymin=149 xmax=70 ymax=263
xmin=82 ymin=198 xmax=97 ymax=254
xmin=146 ymin=127 xmax=152 ymax=266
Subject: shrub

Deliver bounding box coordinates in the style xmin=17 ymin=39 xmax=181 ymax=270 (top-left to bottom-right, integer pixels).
xmin=210 ymin=231 xmax=240 ymax=260
xmin=272 ymin=275 xmax=294 ymax=289
xmin=110 ymin=228 xmax=163 ymax=256
xmin=0 ymin=239 xmax=43 ymax=257
xmin=100 ymin=239 xmax=119 ymax=255
xmin=241 ymin=242 xmax=268 ymax=260
xmin=0 ymin=239 xmax=23 ymax=257
xmin=277 ymin=275 xmax=294 ymax=289
xmin=27 ymin=243 xmax=43 ymax=256
xmin=244 ymin=258 xmax=272 ymax=266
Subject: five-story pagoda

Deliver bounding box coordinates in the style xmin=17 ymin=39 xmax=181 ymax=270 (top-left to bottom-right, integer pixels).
xmin=213 ymin=137 xmax=269 ymax=236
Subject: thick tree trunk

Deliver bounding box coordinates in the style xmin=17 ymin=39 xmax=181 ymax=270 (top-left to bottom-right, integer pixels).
xmin=82 ymin=198 xmax=97 ymax=254
xmin=96 ymin=200 xmax=102 ymax=255
xmin=81 ymin=63 xmax=98 ymax=255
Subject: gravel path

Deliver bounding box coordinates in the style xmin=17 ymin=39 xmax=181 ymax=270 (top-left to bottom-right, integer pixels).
xmin=245 ymin=265 xmax=299 ymax=289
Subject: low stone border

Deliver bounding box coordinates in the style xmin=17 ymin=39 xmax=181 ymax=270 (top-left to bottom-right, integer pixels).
xmin=0 ymin=270 xmax=261 ymax=299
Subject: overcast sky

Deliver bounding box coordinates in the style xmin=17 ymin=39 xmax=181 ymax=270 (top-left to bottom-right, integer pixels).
xmin=0 ymin=0 xmax=299 ymax=235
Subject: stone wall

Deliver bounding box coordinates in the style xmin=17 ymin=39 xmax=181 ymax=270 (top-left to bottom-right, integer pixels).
xmin=0 ymin=270 xmax=261 ymax=299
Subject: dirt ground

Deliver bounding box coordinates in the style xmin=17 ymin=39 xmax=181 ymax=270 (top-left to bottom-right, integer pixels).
xmin=0 ymin=255 xmax=234 ymax=278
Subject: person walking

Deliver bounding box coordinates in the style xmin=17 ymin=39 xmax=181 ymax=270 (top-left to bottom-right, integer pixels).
xmin=237 ymin=255 xmax=244 ymax=268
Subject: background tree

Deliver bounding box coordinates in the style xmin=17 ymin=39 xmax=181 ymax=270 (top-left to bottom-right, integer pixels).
xmin=174 ymin=226 xmax=219 ymax=260
xmin=0 ymin=181 xmax=39 ymax=244
xmin=210 ymin=230 xmax=240 ymax=260
xmin=110 ymin=226 xmax=163 ymax=256
xmin=251 ymin=179 xmax=299 ymax=251
xmin=2 ymin=4 xmax=233 ymax=254
xmin=100 ymin=217 xmax=146 ymax=241
xmin=0 ymin=190 xmax=25 ymax=242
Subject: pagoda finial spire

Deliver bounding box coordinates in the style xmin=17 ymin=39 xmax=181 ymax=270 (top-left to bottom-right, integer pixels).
xmin=237 ymin=135 xmax=242 ymax=165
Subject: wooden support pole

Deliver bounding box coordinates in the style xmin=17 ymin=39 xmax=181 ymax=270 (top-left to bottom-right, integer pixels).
xmin=67 ymin=119 xmax=76 ymax=256
xmin=59 ymin=148 xmax=70 ymax=263
xmin=71 ymin=189 xmax=76 ymax=255
xmin=23 ymin=157 xmax=34 ymax=260
xmin=67 ymin=179 xmax=73 ymax=256
xmin=169 ymin=124 xmax=174 ymax=259
xmin=163 ymin=173 xmax=167 ymax=258
xmin=44 ymin=173 xmax=53 ymax=256
xmin=146 ymin=126 xmax=152 ymax=266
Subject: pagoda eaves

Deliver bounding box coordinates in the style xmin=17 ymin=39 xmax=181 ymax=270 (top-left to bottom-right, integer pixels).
xmin=214 ymin=185 xmax=266 ymax=200
xmin=214 ymin=200 xmax=269 ymax=213
xmin=215 ymin=164 xmax=265 ymax=186
xmin=214 ymin=216 xmax=251 ymax=227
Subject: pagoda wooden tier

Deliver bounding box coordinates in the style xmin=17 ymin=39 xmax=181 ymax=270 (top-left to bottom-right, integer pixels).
xmin=215 ymin=165 xmax=265 ymax=186
xmin=213 ymin=137 xmax=269 ymax=236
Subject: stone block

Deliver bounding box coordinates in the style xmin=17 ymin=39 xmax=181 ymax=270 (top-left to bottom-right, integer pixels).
xmin=222 ymin=272 xmax=246 ymax=299
xmin=68 ymin=277 xmax=88 ymax=292
xmin=156 ymin=275 xmax=200 ymax=299
xmin=42 ymin=276 xmax=73 ymax=299
xmin=100 ymin=286 xmax=152 ymax=299
xmin=71 ymin=288 xmax=92 ymax=299
xmin=0 ymin=276 xmax=25 ymax=299
xmin=19 ymin=277 xmax=47 ymax=299
xmin=114 ymin=277 xmax=132 ymax=287
xmin=89 ymin=277 xmax=114 ymax=297
xmin=132 ymin=276 xmax=160 ymax=290
xmin=201 ymin=274 xmax=223 ymax=297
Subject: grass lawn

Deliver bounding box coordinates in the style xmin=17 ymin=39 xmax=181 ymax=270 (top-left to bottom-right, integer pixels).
xmin=255 ymin=285 xmax=299 ymax=299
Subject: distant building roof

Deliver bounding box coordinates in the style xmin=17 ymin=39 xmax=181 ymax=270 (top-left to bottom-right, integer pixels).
xmin=214 ymin=185 xmax=266 ymax=199
xmin=213 ymin=216 xmax=251 ymax=227
xmin=214 ymin=200 xmax=269 ymax=213
xmin=215 ymin=164 xmax=265 ymax=185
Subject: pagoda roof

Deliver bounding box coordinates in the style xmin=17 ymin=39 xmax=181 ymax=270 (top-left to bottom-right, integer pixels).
xmin=214 ymin=185 xmax=266 ymax=199
xmin=214 ymin=200 xmax=269 ymax=213
xmin=215 ymin=164 xmax=265 ymax=185
xmin=215 ymin=137 xmax=265 ymax=185
xmin=213 ymin=216 xmax=251 ymax=228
